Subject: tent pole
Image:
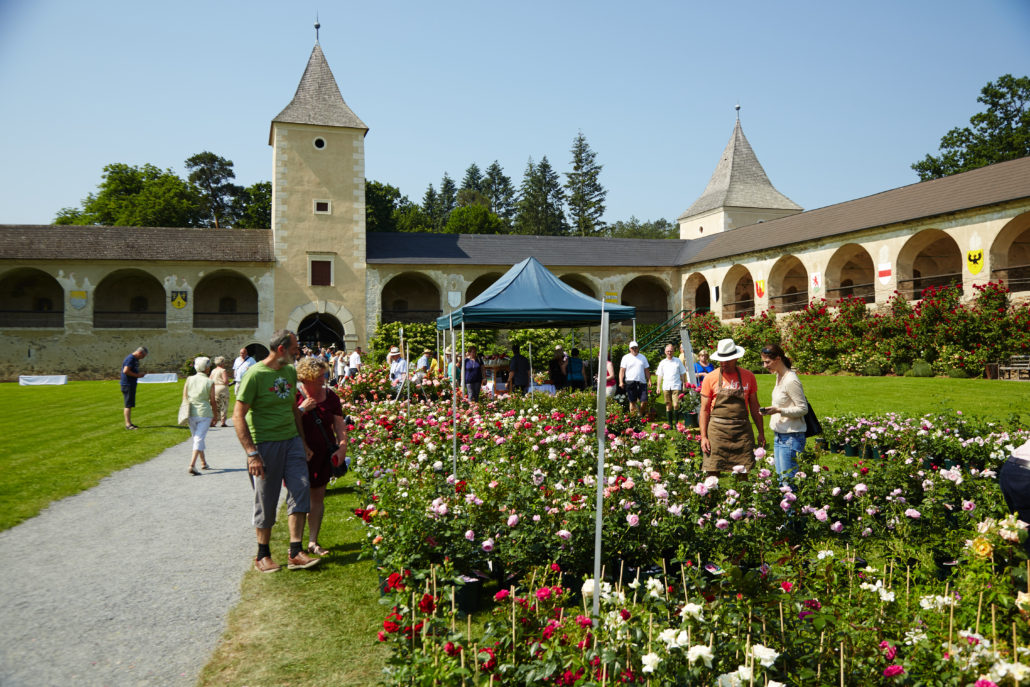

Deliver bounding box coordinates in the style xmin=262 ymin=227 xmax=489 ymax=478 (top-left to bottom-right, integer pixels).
xmin=450 ymin=314 xmax=457 ymax=477
xmin=528 ymin=342 xmax=533 ymax=395
xmin=682 ymin=327 xmax=697 ymax=388
xmin=632 ymin=318 xmax=636 ymax=342
xmin=460 ymin=322 xmax=466 ymax=394
xmin=592 ymin=308 xmax=610 ymax=619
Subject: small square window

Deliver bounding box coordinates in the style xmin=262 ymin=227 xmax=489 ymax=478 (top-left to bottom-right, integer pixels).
xmin=310 ymin=260 xmax=332 ymax=286
xmin=313 ymin=200 xmax=332 ymax=214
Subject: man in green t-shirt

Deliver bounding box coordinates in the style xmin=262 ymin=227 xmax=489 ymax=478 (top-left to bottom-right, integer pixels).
xmin=233 ymin=330 xmax=319 ymax=573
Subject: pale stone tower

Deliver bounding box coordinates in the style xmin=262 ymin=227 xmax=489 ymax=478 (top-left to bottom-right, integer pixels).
xmin=678 ymin=117 xmax=802 ymax=239
xmin=269 ymin=41 xmax=368 ymax=348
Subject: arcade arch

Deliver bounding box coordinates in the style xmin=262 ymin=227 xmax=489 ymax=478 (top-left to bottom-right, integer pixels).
xmin=826 ymin=243 xmax=875 ymax=303
xmin=897 ymin=229 xmax=962 ymax=300
xmin=768 ymin=255 xmax=808 ymax=313
xmin=193 ymin=270 xmax=258 ymax=328
xmin=990 ymin=211 xmax=1030 ymax=293
xmin=0 ymin=267 xmax=63 ymax=328
xmin=722 ymin=265 xmax=754 ymax=319
xmin=381 ymin=272 xmax=442 ymax=323
xmin=466 ymin=272 xmax=504 ymax=303
xmin=621 ymin=276 xmax=669 ymax=324
xmin=94 ymin=269 xmax=165 ymax=328
xmin=684 ymin=272 xmax=711 ymax=313
xmin=559 ymin=273 xmax=597 ymax=298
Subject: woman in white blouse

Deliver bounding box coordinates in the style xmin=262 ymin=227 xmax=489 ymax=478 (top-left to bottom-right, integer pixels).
xmin=759 ymin=344 xmax=809 ymax=478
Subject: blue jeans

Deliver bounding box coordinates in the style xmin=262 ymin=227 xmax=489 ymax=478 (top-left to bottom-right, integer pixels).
xmin=774 ymin=432 xmax=805 ymax=478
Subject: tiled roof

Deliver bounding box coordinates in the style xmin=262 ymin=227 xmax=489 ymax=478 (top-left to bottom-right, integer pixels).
xmin=0 ymin=225 xmax=275 ymax=262
xmin=271 ymin=43 xmax=367 ymax=137
xmin=366 ymin=232 xmax=688 ymax=267
xmin=683 ymin=156 xmax=1030 ymax=266
xmin=678 ymin=120 xmax=802 ymax=220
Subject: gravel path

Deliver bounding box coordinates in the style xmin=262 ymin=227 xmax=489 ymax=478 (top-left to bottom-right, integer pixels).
xmin=0 ymin=421 xmax=258 ymax=686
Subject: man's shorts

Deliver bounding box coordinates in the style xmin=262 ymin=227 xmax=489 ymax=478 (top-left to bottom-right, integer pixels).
xmin=626 ymin=381 xmax=647 ymax=404
xmin=663 ymin=389 xmax=681 ymax=407
xmin=252 ymin=436 xmax=311 ymax=529
xmin=121 ymin=383 xmax=136 ymax=408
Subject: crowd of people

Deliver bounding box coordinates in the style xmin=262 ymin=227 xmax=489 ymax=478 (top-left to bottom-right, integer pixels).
xmin=118 ymin=328 xmax=1030 ymax=576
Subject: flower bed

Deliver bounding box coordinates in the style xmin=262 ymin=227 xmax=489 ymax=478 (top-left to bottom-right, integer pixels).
xmin=342 ymin=392 xmax=1030 ymax=683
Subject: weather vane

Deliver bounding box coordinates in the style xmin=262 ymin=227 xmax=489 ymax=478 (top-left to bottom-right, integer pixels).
xmin=735 ymin=103 xmax=741 ymax=120
xmin=315 ymin=14 xmax=321 ymax=43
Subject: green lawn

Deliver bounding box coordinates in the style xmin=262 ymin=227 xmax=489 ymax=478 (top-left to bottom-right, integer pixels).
xmin=755 ymin=374 xmax=1030 ymax=425
xmin=0 ymin=380 xmax=190 ymax=530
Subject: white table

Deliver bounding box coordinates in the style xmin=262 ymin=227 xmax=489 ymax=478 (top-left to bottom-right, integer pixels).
xmin=528 ymin=383 xmax=556 ymax=396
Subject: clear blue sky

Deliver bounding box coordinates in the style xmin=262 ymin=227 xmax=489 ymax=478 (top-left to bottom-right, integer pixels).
xmin=1 ymin=0 xmax=1027 ymax=227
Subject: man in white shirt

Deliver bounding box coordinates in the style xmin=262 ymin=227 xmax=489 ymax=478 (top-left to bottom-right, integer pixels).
xmin=655 ymin=343 xmax=687 ymax=424
xmin=415 ymin=348 xmax=432 ymax=380
xmin=618 ymin=341 xmax=650 ymax=416
xmin=348 ymin=346 xmax=362 ymax=378
xmin=388 ymin=346 xmax=408 ymax=389
xmin=232 ymin=347 xmax=256 ymax=395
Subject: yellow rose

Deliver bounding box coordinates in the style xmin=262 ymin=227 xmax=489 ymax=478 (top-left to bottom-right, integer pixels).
xmin=1016 ymin=591 xmax=1030 ymax=613
xmin=971 ymin=537 xmax=993 ymax=558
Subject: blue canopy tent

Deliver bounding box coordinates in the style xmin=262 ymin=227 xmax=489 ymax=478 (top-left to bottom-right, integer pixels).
xmin=435 ymin=256 xmax=636 ymax=330
xmin=434 ymin=256 xmax=632 ymax=619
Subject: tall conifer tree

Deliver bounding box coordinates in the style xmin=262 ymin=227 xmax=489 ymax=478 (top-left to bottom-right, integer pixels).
xmin=564 ymin=132 xmax=607 ymax=236
xmin=482 ymin=160 xmax=516 ymax=226
xmin=514 ymin=156 xmax=566 ymax=235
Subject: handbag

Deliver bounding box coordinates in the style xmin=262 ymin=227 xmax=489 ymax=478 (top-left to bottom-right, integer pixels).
xmin=803 ymin=402 xmax=822 ymax=438
xmin=177 ymin=398 xmax=190 ymax=426
xmin=309 ymin=405 xmax=347 ymax=478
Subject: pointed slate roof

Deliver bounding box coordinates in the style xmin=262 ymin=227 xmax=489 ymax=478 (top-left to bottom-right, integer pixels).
xmin=270 ymin=43 xmax=367 ymax=141
xmin=678 ymin=120 xmax=801 ymax=220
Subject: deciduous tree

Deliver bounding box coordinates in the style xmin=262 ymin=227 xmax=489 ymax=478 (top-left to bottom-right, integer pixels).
xmin=912 ymin=74 xmax=1030 ymax=180
xmin=185 ymin=151 xmax=243 ymax=228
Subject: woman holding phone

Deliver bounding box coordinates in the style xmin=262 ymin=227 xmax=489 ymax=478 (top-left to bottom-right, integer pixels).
xmin=759 ymin=343 xmax=809 ymax=479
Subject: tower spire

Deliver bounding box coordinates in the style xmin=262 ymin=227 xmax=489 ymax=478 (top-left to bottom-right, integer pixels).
xmin=314 ymin=14 xmax=321 ymax=43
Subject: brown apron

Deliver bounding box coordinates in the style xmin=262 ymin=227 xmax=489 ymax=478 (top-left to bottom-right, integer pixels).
xmin=703 ymin=369 xmax=755 ymax=472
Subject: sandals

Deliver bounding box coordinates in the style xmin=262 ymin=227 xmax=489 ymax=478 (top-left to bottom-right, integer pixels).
xmin=308 ymin=543 xmax=329 ymax=556
xmin=201 ymin=463 xmax=212 ymax=470
xmin=188 ymin=467 xmax=201 ymax=476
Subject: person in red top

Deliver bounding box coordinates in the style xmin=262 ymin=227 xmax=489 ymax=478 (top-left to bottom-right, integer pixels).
xmin=699 ymin=338 xmax=765 ymax=475
xmin=295 ymin=356 xmax=349 ymax=556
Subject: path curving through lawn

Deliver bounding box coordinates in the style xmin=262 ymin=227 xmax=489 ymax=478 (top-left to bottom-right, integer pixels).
xmin=0 ymin=422 xmax=254 ymax=686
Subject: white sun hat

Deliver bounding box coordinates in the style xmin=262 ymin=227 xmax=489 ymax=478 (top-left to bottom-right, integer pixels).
xmin=709 ymin=338 xmax=745 ymax=361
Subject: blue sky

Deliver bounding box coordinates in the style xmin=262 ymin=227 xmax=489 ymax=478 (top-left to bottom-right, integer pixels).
xmin=0 ymin=0 xmax=1027 ymax=227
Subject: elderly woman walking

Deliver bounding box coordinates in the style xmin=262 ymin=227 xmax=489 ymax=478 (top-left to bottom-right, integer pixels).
xmin=698 ymin=338 xmax=766 ymax=476
xmin=184 ymin=356 xmax=217 ymax=475
xmin=209 ymin=356 xmax=231 ymax=427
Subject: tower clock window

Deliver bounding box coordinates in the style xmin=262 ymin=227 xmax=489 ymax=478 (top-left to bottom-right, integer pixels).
xmin=313 ymin=200 xmax=331 ymax=214
xmin=313 ymin=137 xmax=326 ymax=150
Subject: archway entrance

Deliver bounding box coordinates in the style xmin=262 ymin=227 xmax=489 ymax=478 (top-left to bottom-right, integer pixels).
xmin=897 ymin=229 xmax=962 ymax=300
xmin=826 ymin=243 xmax=875 ymax=303
xmin=621 ymin=276 xmax=670 ymax=324
xmin=382 ymin=272 xmax=442 ymax=323
xmin=298 ymin=313 xmax=344 ymax=350
xmin=721 ymin=265 xmax=754 ymax=319
xmin=684 ymin=272 xmax=710 ymax=312
xmin=990 ymin=211 xmax=1030 ymax=293
xmin=768 ymin=255 xmax=808 ymax=313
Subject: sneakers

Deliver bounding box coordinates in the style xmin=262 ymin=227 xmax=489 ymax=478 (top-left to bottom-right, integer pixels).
xmin=287 ymin=550 xmax=321 ymax=570
xmin=254 ymin=556 xmax=281 ymax=573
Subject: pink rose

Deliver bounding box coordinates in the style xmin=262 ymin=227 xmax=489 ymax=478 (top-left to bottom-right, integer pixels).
xmin=482 ymin=538 xmax=495 ymax=552
xmin=507 ymin=514 xmax=519 ymax=527
xmin=882 ymin=664 xmax=904 ymax=677
xmin=626 ymin=513 xmax=640 ymax=527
